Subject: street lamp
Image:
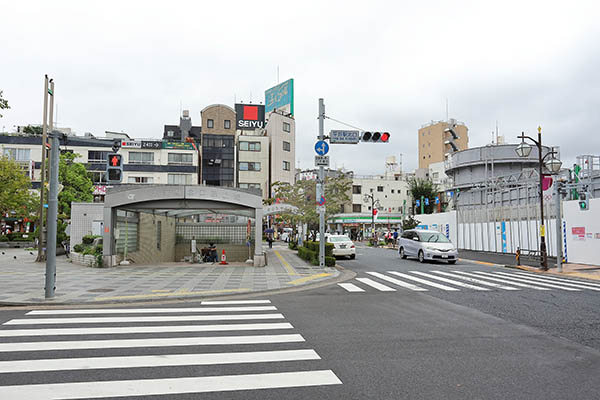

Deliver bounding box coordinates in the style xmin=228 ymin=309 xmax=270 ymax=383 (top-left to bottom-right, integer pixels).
xmin=363 ymin=192 xmax=380 ymax=244
xmin=515 ymin=127 xmax=562 ymax=271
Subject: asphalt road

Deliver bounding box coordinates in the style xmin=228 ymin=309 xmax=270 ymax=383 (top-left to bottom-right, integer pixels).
xmin=0 ymin=245 xmax=598 ymax=399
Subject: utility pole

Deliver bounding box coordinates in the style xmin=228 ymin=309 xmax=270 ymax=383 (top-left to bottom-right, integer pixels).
xmin=317 ymin=98 xmax=325 ymax=268
xmin=45 ymin=130 xmax=60 ymax=298
xmin=421 ymin=195 xmax=425 ymax=214
xmin=555 ymin=181 xmax=563 ymax=273
xmin=37 ymin=76 xmax=52 ymax=262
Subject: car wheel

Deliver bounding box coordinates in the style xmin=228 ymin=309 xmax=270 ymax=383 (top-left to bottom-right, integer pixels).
xmin=399 ymin=247 xmax=407 ymax=259
xmin=448 ymin=260 xmax=457 ymax=264
xmin=418 ymin=250 xmax=425 ymax=263
xmin=350 ymin=254 xmax=355 ymax=260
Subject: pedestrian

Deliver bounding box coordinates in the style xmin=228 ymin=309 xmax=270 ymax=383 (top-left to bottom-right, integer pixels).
xmin=267 ymin=233 xmax=273 ymax=248
xmin=62 ymin=239 xmax=70 ymax=258
xmin=393 ymin=229 xmax=399 ymax=248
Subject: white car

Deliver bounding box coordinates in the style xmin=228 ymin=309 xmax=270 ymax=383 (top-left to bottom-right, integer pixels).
xmin=398 ymin=229 xmax=458 ymax=264
xmin=327 ymin=235 xmax=356 ymax=259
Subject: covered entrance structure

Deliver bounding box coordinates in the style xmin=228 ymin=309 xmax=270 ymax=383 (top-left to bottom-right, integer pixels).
xmin=102 ymin=185 xmax=264 ymax=267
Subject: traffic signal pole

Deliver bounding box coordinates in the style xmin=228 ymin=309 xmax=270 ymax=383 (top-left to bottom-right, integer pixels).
xmin=37 ymin=76 xmax=50 ymax=262
xmin=45 ymin=131 xmax=60 ymax=299
xmin=318 ymin=98 xmax=325 ymax=268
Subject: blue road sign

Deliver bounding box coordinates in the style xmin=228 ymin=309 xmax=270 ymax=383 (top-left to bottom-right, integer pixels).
xmin=424 ymin=198 xmax=430 ymax=206
xmin=435 ymin=196 xmax=440 ymax=204
xmin=314 ymin=140 xmax=329 ymax=156
xmin=415 ymin=199 xmax=420 ymax=207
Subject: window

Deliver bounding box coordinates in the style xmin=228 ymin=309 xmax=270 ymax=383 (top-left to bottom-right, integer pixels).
xmin=352 ymin=185 xmax=361 ymax=194
xmin=168 ymin=174 xmax=192 ymax=184
xmin=239 ymin=141 xmax=261 ymax=151
xmin=283 ymin=161 xmax=290 ymax=171
xmin=3 ymin=148 xmax=30 ymax=161
xmin=129 ymin=152 xmax=154 ymax=165
xmin=283 ymin=122 xmax=291 ymax=132
xmin=167 ymin=130 xmax=174 ymax=137
xmin=352 ymin=204 xmax=361 ymax=212
xmin=239 ymin=162 xmax=261 ymax=171
xmin=224 ymin=120 xmax=231 ymax=129
xmin=168 ymin=153 xmax=193 ymax=165
xmin=87 ymin=151 xmax=110 ymax=163
xmin=128 ymin=177 xmax=154 ymax=184
xmin=283 ymin=141 xmax=290 ymax=151
xmin=391 ymin=189 xmax=395 ymax=193
xmin=433 ymin=172 xmax=439 ymax=179
xmin=88 ymin=171 xmax=107 ymax=184
xmin=207 ymin=119 xmax=214 ymax=128
xmin=377 ymin=186 xmax=384 ymax=192
xmin=239 ymin=183 xmax=261 ymax=189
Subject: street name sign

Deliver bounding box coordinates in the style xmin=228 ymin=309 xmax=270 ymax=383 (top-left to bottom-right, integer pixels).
xmin=315 ymin=155 xmax=330 ymax=167
xmin=329 ymin=130 xmax=360 ymax=144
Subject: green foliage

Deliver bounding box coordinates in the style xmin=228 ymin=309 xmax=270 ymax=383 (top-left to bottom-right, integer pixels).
xmin=303 ymin=240 xmax=333 ymax=257
xmin=57 ymin=152 xmax=94 ymax=218
xmin=0 ymin=90 xmax=9 ymax=118
xmin=22 ymin=125 xmax=43 ymax=135
xmin=82 ymin=234 xmax=99 ymax=245
xmin=402 ymin=215 xmax=420 ymax=230
xmin=0 ymin=156 xmax=38 ymax=218
xmin=96 ymin=254 xmax=103 ymax=267
xmin=288 ymin=240 xmax=298 ymax=250
xmin=409 ymin=177 xmax=439 ymax=214
xmin=325 ymin=256 xmax=336 ymax=267
xmin=0 ymin=235 xmax=8 ymax=242
xmin=73 ymin=244 xmax=84 ymax=253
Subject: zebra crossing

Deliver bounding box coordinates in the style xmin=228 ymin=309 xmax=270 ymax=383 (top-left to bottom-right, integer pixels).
xmin=0 ymin=299 xmax=342 ymax=398
xmin=338 ymin=270 xmax=600 ymax=294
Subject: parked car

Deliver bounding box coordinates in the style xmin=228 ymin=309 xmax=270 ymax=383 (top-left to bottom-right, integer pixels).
xmin=280 ymin=228 xmax=293 ymax=242
xmin=327 ymin=235 xmax=356 ymax=259
xmin=398 ymin=229 xmax=457 ymax=264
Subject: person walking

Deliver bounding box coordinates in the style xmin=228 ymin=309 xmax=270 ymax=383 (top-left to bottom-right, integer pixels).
xmin=392 ymin=229 xmax=399 ymax=249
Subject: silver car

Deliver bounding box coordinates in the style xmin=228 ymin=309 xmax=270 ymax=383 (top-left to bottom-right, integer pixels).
xmin=398 ymin=229 xmax=458 ymax=264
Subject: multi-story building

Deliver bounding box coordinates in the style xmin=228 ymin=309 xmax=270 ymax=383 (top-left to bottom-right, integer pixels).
xmin=265 ymin=109 xmax=295 ymax=195
xmin=418 ymin=119 xmax=468 ymax=169
xmin=236 ymin=129 xmax=270 ymax=197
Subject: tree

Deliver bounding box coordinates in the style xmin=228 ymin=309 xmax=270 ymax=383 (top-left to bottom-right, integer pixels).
xmin=57 ymin=152 xmax=94 ymax=218
xmin=0 ymin=90 xmax=9 ymax=118
xmin=409 ymin=177 xmax=439 ymax=214
xmin=22 ymin=125 xmax=43 ymax=135
xmin=0 ymin=156 xmax=38 ymax=219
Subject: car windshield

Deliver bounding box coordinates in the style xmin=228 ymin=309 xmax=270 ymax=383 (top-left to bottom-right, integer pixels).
xmin=329 ymin=236 xmax=351 ymax=242
xmin=418 ymin=232 xmax=450 ymax=243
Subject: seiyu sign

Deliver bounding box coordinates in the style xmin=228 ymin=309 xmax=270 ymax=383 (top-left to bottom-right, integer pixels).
xmin=235 ymin=104 xmax=265 ymax=130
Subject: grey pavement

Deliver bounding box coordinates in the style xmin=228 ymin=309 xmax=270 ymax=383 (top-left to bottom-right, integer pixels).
xmin=0 ymin=243 xmax=338 ymax=305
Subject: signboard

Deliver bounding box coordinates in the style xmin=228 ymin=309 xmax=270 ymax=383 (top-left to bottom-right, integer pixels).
xmin=314 ymin=140 xmax=329 ymax=155
xmin=329 ymin=130 xmax=360 ymax=144
xmin=235 ymin=104 xmax=265 ymax=130
xmin=121 ymin=140 xmax=141 ymax=148
xmin=315 ymin=155 xmax=330 ymax=167
xmin=141 ymin=141 xmax=162 ymax=149
xmin=316 ymin=205 xmax=326 ymax=214
xmin=265 ymin=79 xmax=294 ymax=115
xmin=163 ymin=142 xmax=195 ymax=150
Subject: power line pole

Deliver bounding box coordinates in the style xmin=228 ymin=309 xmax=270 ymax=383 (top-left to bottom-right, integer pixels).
xmin=317 ymin=98 xmax=325 ymax=268
xmin=36 ymin=76 xmax=51 ymax=262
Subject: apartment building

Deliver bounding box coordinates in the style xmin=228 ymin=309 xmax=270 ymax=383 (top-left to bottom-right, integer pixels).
xmin=418 ymin=119 xmax=468 ymax=169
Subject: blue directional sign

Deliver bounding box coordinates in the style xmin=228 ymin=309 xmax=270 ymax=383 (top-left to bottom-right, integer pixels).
xmin=415 ymin=199 xmax=420 ymax=207
xmin=424 ymin=198 xmax=430 ymax=206
xmin=314 ymin=140 xmax=329 ymax=156
xmin=435 ymin=196 xmax=440 ymax=204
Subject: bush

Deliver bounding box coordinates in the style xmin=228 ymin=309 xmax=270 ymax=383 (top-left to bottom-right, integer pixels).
xmin=95 ymin=244 xmax=103 ymax=255
xmin=73 ymin=244 xmax=84 ymax=253
xmin=288 ymin=241 xmax=298 ymax=250
xmin=82 ymin=235 xmax=99 ymax=245
xmin=96 ymin=254 xmax=103 ymax=267
xmin=303 ymin=240 xmax=334 ymax=257
xmin=325 ymin=256 xmax=336 ymax=267
xmin=0 ymin=235 xmax=9 ymax=242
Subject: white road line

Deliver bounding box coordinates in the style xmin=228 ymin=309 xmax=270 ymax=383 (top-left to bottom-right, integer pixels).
xmin=0 ymin=322 xmax=294 ymax=338
xmin=511 ymin=271 xmax=600 ymax=289
xmin=355 ymin=278 xmax=396 ymax=292
xmin=366 ymin=272 xmax=428 ymax=291
xmin=0 ymin=349 xmax=321 ymax=374
xmin=27 ymin=306 xmax=278 ymax=315
xmin=431 ymin=271 xmax=520 ymax=290
xmin=338 ymin=283 xmax=365 ymax=292
xmin=201 ymin=300 xmax=271 ymax=305
xmin=0 ymin=334 xmax=305 ymax=352
xmin=4 ymin=313 xmax=285 ymax=325
xmin=388 ymin=271 xmax=460 ymax=291
xmin=409 ymin=271 xmax=489 ymax=291
xmin=0 ymin=370 xmax=342 ymax=399
xmin=490 ymin=271 xmax=583 ymax=291
xmin=453 ymin=271 xmax=551 ymax=290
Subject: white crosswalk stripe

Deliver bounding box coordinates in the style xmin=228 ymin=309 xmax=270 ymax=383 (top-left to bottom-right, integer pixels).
xmin=338 ymin=283 xmax=365 ymax=292
xmin=388 ymin=271 xmax=460 ymax=291
xmin=492 ymin=271 xmax=599 ymax=291
xmin=356 ymin=277 xmax=396 ymax=291
xmin=366 ymin=272 xmax=428 ymax=291
xmin=431 ymin=271 xmax=520 ymax=290
xmin=409 ymin=271 xmax=489 ymax=291
xmin=510 ymin=271 xmax=600 ymax=290
xmin=0 ymin=302 xmax=342 ymax=397
xmin=452 ymin=271 xmax=551 ymax=290
xmin=475 ymin=272 xmax=581 ymax=291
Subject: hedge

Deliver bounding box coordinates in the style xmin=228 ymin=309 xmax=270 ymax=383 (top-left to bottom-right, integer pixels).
xmin=297 ymin=246 xmax=335 ymax=267
xmin=302 ymin=240 xmax=334 ymax=257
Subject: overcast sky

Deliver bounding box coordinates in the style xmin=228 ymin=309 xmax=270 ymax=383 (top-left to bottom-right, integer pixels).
xmin=1 ymin=0 xmax=599 ymax=174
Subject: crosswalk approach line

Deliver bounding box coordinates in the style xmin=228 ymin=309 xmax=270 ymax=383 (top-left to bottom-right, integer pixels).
xmin=4 ymin=313 xmax=285 ymax=325
xmin=387 ymin=271 xmax=460 ymax=291
xmin=338 ymin=283 xmax=365 ymax=292
xmin=0 ymin=370 xmax=343 ymax=399
xmin=0 ymin=334 xmax=306 ymax=352
xmin=0 ymin=349 xmax=321 ymax=374
xmin=480 ymin=272 xmax=581 ymax=291
xmin=431 ymin=271 xmax=521 ymax=290
xmin=409 ymin=271 xmax=489 ymax=290
xmin=366 ymin=272 xmax=428 ymax=291
xmin=356 ymin=278 xmax=396 ymax=291
xmin=452 ymin=271 xmax=552 ymax=290
xmin=0 ymin=323 xmax=295 ymax=338
xmin=27 ymin=306 xmax=278 ymax=315
xmin=509 ymin=271 xmax=600 ymax=290
xmin=201 ymin=300 xmax=272 ymax=305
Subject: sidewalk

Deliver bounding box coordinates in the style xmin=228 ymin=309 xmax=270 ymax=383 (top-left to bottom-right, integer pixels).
xmin=0 ymin=243 xmax=339 ymax=305
xmin=458 ymin=249 xmax=600 ymax=281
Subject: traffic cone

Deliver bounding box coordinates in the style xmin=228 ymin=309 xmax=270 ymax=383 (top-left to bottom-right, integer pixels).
xmin=220 ymin=249 xmax=228 ymax=265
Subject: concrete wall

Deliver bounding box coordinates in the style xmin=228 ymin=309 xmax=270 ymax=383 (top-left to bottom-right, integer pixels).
xmin=126 ymin=213 xmax=176 ymax=265
xmin=414 ymin=211 xmax=458 ymax=245
xmin=562 ymin=198 xmax=600 ymax=266
xmin=70 ymin=202 xmax=104 ymax=248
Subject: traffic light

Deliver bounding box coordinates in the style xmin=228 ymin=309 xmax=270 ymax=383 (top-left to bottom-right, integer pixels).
xmin=106 ymin=153 xmax=123 ymax=184
xmin=112 ymin=139 xmax=122 ymax=153
xmin=578 ymin=192 xmax=590 ymax=211
xmin=361 ymin=131 xmax=390 ymax=143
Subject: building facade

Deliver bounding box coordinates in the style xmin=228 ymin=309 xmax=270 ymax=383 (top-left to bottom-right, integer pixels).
xmin=265 ymin=110 xmax=295 ymax=195
xmin=418 ymin=119 xmax=469 ymax=169
xmin=200 ymin=105 xmax=236 ymax=187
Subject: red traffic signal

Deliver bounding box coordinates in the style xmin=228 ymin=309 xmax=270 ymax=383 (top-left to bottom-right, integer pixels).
xmin=381 ymin=132 xmax=390 ymax=142
xmin=361 ymin=131 xmax=390 ymax=143
xmin=108 ymin=154 xmax=122 ymax=167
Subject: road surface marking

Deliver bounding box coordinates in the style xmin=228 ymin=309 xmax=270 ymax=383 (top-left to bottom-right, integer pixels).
xmin=338 ymin=283 xmax=365 ymax=292
xmin=431 ymin=271 xmax=520 ymax=290
xmin=27 ymin=306 xmax=277 ymax=315
xmin=0 ymin=349 xmax=321 ymax=373
xmin=287 ymin=273 xmax=332 ymax=285
xmin=453 ymin=271 xmax=551 ymax=290
xmin=409 ymin=271 xmax=489 ymax=290
xmin=356 ymin=278 xmax=396 ymax=291
xmin=201 ymin=300 xmax=271 ymax=305
xmin=488 ymin=271 xmax=581 ymax=291
xmin=0 ymin=370 xmax=342 ymax=398
xmin=0 ymin=322 xmax=294 ymax=338
xmin=94 ymin=288 xmax=250 ymax=301
xmin=4 ymin=313 xmax=285 ymax=325
xmin=0 ymin=334 xmax=306 ymax=352
xmin=388 ymin=271 xmax=460 ymax=291
xmin=511 ymin=271 xmax=600 ymax=289
xmin=366 ymin=272 xmax=428 ymax=291
xmin=274 ymin=250 xmax=298 ymax=276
